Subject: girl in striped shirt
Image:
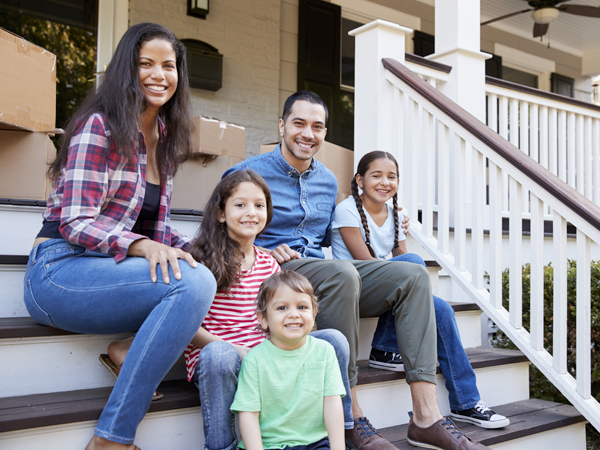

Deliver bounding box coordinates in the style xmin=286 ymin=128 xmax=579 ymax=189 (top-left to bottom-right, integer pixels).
xmin=104 ymin=170 xmax=351 ymax=449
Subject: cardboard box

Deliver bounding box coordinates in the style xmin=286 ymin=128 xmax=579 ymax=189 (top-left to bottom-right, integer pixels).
xmin=259 ymin=141 xmax=354 ymax=204
xmin=0 ymin=28 xmax=57 ymax=132
xmin=171 ymin=155 xmax=243 ymax=211
xmin=0 ymin=130 xmax=56 ymax=200
xmin=192 ymin=116 xmax=245 ymax=159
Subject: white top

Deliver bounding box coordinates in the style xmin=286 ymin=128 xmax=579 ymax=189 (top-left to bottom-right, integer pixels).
xmin=331 ymin=197 xmax=405 ymax=260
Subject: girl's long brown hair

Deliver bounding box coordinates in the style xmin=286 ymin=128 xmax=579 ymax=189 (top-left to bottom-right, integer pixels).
xmin=350 ymin=151 xmax=402 ymax=258
xmin=190 ymin=170 xmax=273 ymax=292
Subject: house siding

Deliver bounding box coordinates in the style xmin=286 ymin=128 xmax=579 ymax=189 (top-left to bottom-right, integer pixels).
xmin=129 ymin=0 xmax=282 ymax=157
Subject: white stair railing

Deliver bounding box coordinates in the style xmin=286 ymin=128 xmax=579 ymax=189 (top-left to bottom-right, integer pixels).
xmin=486 ymin=78 xmax=600 ymax=213
xmin=381 ymin=55 xmax=600 ymax=432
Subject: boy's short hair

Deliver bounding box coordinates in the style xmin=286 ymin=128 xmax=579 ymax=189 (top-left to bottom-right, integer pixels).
xmin=256 ymin=271 xmax=319 ymax=320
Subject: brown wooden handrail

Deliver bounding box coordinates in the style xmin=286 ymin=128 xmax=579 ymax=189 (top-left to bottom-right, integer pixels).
xmin=382 ymin=57 xmax=600 ymax=232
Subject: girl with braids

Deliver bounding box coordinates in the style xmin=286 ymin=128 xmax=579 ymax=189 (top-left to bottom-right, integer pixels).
xmin=24 ymin=23 xmax=217 ymax=450
xmin=331 ymin=151 xmax=510 ymax=430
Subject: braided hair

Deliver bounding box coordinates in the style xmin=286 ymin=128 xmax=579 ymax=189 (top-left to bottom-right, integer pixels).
xmin=351 ymin=151 xmax=402 ymax=259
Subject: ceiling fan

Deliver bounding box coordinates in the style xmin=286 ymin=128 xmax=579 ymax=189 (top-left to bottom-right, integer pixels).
xmin=481 ymin=0 xmax=600 ymax=38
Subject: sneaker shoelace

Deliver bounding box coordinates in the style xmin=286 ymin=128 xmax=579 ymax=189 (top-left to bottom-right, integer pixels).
xmin=474 ymin=401 xmax=491 ymax=414
xmin=384 ymin=352 xmax=402 ymax=362
xmin=356 ymin=417 xmax=379 ymax=439
xmin=442 ymin=417 xmax=466 ymax=440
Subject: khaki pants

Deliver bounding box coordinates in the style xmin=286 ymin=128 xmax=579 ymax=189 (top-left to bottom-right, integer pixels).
xmin=281 ymin=258 xmax=437 ymax=387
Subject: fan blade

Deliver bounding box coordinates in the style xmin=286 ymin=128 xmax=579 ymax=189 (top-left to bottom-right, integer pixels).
xmin=481 ymin=9 xmax=532 ymax=26
xmin=559 ymin=5 xmax=600 ymax=18
xmin=533 ymin=22 xmax=549 ymax=37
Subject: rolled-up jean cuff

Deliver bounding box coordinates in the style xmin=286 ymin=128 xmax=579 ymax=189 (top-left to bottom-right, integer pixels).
xmin=349 ymin=373 xmax=358 ymax=388
xmin=405 ymin=369 xmax=437 ymax=385
xmin=94 ymin=429 xmax=133 ymax=445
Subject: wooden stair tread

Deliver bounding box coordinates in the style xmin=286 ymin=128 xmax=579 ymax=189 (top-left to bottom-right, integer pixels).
xmin=379 ymin=399 xmax=586 ymax=448
xmin=357 ymin=347 xmax=528 ymax=385
xmin=0 ymin=303 xmax=482 ymax=339
xmin=0 ymin=380 xmax=199 ymax=433
xmin=0 ymin=347 xmax=527 ymax=433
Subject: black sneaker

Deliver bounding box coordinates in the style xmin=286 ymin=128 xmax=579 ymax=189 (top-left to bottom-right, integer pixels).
xmin=449 ymin=401 xmax=510 ymax=429
xmin=368 ymin=348 xmax=404 ymax=372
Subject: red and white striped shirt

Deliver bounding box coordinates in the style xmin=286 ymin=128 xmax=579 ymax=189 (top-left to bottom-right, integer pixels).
xmin=184 ymin=247 xmax=280 ymax=381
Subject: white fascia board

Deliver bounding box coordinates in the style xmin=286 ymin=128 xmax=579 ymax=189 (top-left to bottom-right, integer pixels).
xmin=332 ymin=0 xmax=421 ymax=30
xmin=494 ymin=43 xmax=556 ymax=75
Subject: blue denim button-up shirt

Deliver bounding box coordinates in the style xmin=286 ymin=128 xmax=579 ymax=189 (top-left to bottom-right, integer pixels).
xmin=223 ymin=144 xmax=338 ymax=259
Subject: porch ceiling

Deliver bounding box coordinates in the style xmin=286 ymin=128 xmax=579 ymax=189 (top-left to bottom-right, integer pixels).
xmin=480 ymin=0 xmax=600 ymax=58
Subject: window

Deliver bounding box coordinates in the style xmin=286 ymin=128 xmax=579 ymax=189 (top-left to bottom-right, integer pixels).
xmin=0 ymin=0 xmax=98 ymax=146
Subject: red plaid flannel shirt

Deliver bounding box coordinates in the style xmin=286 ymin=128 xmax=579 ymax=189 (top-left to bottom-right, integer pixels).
xmin=43 ymin=113 xmax=191 ymax=262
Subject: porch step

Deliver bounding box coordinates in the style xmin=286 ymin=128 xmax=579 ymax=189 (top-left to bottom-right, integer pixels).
xmin=0 ymin=348 xmax=526 ymax=433
xmin=379 ymin=399 xmax=586 ymax=450
xmin=0 ymin=390 xmax=582 ymax=450
xmin=0 ymin=300 xmax=484 ymax=398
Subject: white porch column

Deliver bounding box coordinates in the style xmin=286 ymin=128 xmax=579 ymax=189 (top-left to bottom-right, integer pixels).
xmin=350 ymin=20 xmax=412 ymax=169
xmin=428 ymin=0 xmax=489 ymax=122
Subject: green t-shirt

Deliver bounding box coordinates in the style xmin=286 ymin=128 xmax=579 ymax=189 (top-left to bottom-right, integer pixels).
xmin=231 ymin=336 xmax=346 ymax=449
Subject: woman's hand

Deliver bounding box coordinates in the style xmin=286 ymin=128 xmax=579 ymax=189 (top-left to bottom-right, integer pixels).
xmin=128 ymin=239 xmax=197 ymax=283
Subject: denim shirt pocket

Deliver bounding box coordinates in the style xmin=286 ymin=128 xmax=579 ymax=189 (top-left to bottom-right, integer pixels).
xmin=309 ymin=203 xmax=334 ymax=238
xmin=302 ymin=361 xmax=326 ymax=395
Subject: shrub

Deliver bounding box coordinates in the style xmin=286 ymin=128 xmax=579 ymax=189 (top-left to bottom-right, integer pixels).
xmin=492 ymin=260 xmax=600 ymax=403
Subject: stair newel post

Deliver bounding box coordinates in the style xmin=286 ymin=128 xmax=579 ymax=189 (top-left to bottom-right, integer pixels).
xmin=429 ymin=0 xmax=489 ymax=123
xmin=349 ymin=20 xmax=412 ymax=174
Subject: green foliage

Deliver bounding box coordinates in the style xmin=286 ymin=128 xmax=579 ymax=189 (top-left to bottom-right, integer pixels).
xmin=0 ymin=12 xmax=96 ymax=147
xmin=492 ymin=260 xmax=600 ymax=404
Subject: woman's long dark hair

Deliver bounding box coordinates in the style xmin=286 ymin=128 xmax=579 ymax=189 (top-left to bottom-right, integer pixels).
xmin=49 ymin=22 xmax=194 ymax=182
xmin=191 ymin=170 xmax=274 ymax=292
xmin=351 ymin=151 xmax=402 ymax=258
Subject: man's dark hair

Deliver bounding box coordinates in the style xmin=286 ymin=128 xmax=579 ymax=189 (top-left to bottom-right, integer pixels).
xmin=281 ymin=90 xmax=329 ymax=124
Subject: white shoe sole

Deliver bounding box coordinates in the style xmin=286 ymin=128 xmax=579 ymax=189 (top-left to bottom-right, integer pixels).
xmin=448 ymin=413 xmax=510 ymax=429
xmin=368 ymin=360 xmax=404 ymax=372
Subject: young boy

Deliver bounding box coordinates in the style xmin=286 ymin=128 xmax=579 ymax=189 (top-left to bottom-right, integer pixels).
xmin=230 ymin=271 xmax=346 ymax=450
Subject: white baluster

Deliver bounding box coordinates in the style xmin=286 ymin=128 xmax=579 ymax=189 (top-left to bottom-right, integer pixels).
xmin=489 ymin=162 xmax=503 ymax=309
xmin=593 ymin=119 xmax=600 ymax=205
xmin=584 ymin=117 xmax=593 ymax=200
xmin=454 ymin=135 xmax=466 ymax=271
xmin=530 ymin=194 xmax=544 ymax=351
xmin=530 ymin=104 xmax=539 ymax=163
xmin=438 ymin=121 xmax=450 ymax=255
xmin=553 ymin=213 xmax=567 ymax=374
xmin=422 ymin=109 xmax=435 ymax=238
xmin=509 ymin=177 xmax=522 ymax=329
xmin=567 ymin=112 xmax=576 ymax=188
xmin=576 ymin=231 xmax=591 ymax=399
xmin=471 ymin=147 xmax=484 ymax=289
xmin=540 ymin=106 xmax=549 ymax=170
xmin=558 ymin=110 xmax=567 ymax=182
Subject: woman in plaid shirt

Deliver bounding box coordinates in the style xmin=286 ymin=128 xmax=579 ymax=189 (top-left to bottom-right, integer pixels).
xmin=23 ymin=23 xmax=216 ymax=450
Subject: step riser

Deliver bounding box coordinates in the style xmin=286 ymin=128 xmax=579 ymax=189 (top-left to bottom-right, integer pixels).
xmin=0 ymin=408 xmax=205 ymax=450
xmin=357 ymin=310 xmax=481 ymax=361
xmin=0 ymin=266 xmax=27 ymax=317
xmin=356 ymin=363 xmax=530 ymax=429
xmin=0 ymin=363 xmax=533 ymax=450
xmin=0 ymin=206 xmax=201 ymax=256
xmin=1 ymin=310 xmax=481 ymax=397
xmin=0 ymin=334 xmax=186 ymax=398
xmin=489 ymin=422 xmax=586 ymax=449
xmin=0 ymin=405 xmax=585 ymax=450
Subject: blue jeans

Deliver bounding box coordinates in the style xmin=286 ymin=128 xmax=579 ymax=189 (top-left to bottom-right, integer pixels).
xmin=23 ymin=239 xmax=217 ymax=444
xmin=372 ymin=253 xmax=480 ymax=411
xmin=194 ymin=329 xmax=353 ymax=450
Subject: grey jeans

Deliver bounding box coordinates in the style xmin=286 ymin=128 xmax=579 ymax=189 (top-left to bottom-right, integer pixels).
xmin=281 ymin=258 xmax=437 ymax=387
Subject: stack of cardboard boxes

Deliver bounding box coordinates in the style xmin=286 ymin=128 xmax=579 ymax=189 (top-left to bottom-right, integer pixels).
xmin=0 ymin=28 xmax=57 ymax=202
xmin=171 ymin=116 xmax=246 ymax=210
